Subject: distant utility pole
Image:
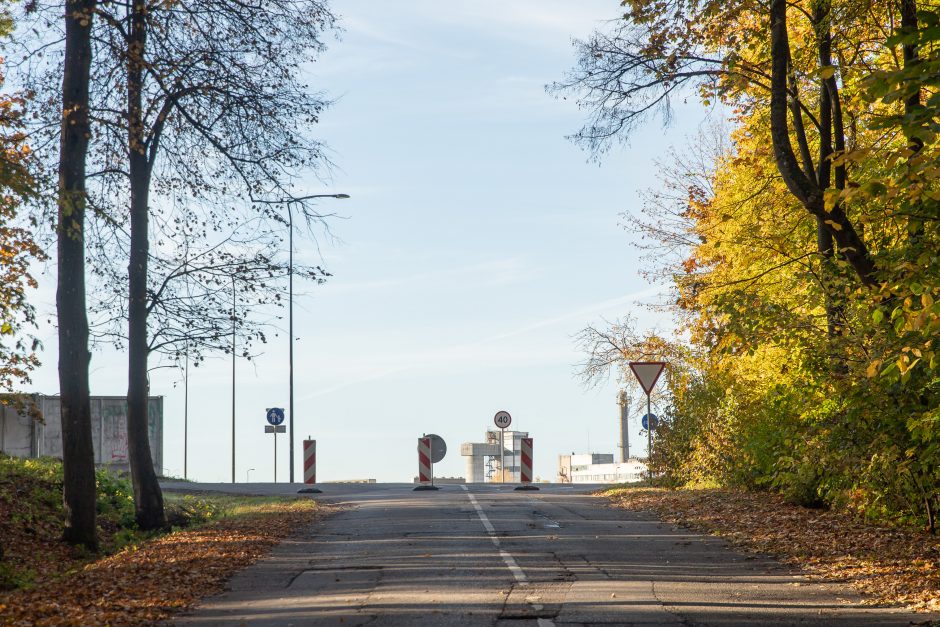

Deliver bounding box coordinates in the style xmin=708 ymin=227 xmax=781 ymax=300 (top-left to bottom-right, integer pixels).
xmin=231 ymin=276 xmax=236 ymax=484
xmin=184 ymin=343 xmax=189 ymax=479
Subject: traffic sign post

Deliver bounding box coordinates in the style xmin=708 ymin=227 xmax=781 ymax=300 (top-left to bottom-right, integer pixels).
xmin=414 ymin=434 xmax=446 ymax=491
xmin=629 ymin=362 xmax=666 ymax=485
xmin=297 ymin=437 xmax=322 ymax=494
xmin=417 ymin=437 xmax=432 ymax=486
xmin=266 ymin=408 xmax=286 ymax=482
xmin=514 ymin=437 xmax=538 ymax=491
xmin=303 ymin=439 xmax=317 ymax=484
xmin=493 ymin=410 xmax=511 ymax=483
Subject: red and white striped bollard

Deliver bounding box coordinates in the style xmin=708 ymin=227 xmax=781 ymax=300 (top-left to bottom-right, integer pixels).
xmin=418 ymin=436 xmax=432 ymax=484
xmin=515 ymin=437 xmax=539 ymax=491
xmin=303 ymin=439 xmax=316 ymax=484
xmin=520 ymin=437 xmax=533 ymax=483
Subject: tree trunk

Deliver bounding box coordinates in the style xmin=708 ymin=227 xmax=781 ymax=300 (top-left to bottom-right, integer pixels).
xmin=900 ymin=0 xmax=922 ymax=149
xmin=900 ymin=0 xmax=926 ymax=247
xmin=126 ymin=0 xmax=165 ymax=531
xmin=768 ymin=0 xmax=877 ymax=287
xmin=57 ymin=0 xmax=98 ymax=552
xmin=813 ymin=0 xmax=844 ymax=344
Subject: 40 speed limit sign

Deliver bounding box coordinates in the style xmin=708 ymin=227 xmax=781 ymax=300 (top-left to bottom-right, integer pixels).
xmin=493 ymin=410 xmax=511 ymax=429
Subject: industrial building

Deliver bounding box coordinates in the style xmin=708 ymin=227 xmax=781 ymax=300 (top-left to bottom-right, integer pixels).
xmin=555 ymin=390 xmax=648 ymax=483
xmin=557 ymin=453 xmax=647 ymax=483
xmin=461 ymin=429 xmax=529 ymax=482
xmin=0 ymin=394 xmax=164 ymax=474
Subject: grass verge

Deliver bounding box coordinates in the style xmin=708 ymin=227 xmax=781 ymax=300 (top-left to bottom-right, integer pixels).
xmin=603 ymin=486 xmax=940 ymax=613
xmin=0 ymin=454 xmax=327 ymax=625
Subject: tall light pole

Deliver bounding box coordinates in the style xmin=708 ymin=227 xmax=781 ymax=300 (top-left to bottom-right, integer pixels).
xmin=288 ymin=193 xmax=349 ymax=483
xmin=231 ymin=275 xmax=236 ymax=484
xmin=184 ymin=342 xmax=189 ymax=479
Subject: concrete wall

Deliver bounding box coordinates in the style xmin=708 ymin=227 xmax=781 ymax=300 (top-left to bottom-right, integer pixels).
xmin=0 ymin=395 xmax=163 ymax=475
xmin=0 ymin=399 xmax=38 ymax=458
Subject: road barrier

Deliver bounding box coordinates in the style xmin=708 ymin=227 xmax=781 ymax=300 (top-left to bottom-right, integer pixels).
xmin=296 ymin=438 xmax=321 ymax=494
xmin=417 ymin=437 xmax=432 ymax=483
xmin=520 ymin=438 xmax=532 ymax=482
xmin=303 ymin=439 xmax=316 ymax=483
xmin=515 ymin=437 xmax=538 ymax=491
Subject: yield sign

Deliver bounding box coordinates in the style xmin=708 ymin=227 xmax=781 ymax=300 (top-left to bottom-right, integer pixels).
xmin=629 ymin=361 xmax=666 ymax=394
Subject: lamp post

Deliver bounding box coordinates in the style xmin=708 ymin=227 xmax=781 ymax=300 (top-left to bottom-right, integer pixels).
xmin=288 ymin=193 xmax=349 ymax=483
xmin=184 ymin=342 xmax=189 ymax=479
xmin=231 ymin=275 xmax=236 ymax=484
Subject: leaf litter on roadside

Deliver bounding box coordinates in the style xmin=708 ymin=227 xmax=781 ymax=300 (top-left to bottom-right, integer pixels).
xmin=604 ymin=487 xmax=940 ymax=613
xmin=0 ymin=495 xmax=328 ymax=626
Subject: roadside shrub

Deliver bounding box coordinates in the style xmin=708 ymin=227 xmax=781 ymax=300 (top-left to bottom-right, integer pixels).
xmin=165 ymin=495 xmax=227 ymax=528
xmin=95 ymin=468 xmax=136 ymax=529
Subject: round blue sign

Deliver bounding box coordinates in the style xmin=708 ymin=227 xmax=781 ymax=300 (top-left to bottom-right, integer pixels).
xmin=266 ymin=407 xmax=285 ymax=426
xmin=641 ymin=413 xmax=658 ymax=430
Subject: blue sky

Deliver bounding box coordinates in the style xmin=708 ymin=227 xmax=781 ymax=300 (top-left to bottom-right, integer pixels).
xmin=28 ymin=1 xmax=712 ymax=482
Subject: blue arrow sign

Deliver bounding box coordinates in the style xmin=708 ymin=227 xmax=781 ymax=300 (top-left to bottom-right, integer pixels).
xmin=266 ymin=407 xmax=285 ymax=426
xmin=641 ymin=413 xmax=658 ymax=430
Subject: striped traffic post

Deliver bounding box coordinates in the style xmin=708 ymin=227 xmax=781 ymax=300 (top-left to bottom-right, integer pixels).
xmin=297 ymin=438 xmax=321 ymax=494
xmin=514 ymin=437 xmax=539 ymax=491
xmin=414 ymin=435 xmax=442 ymax=491
xmin=304 ymin=439 xmax=316 ymax=483
xmin=418 ymin=436 xmax=432 ymax=483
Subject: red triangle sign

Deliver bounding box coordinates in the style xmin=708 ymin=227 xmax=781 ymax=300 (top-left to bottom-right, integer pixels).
xmin=629 ymin=361 xmax=666 ymax=394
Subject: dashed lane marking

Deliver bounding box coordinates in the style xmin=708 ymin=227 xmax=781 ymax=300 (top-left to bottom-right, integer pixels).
xmin=461 ymin=485 xmax=556 ymax=627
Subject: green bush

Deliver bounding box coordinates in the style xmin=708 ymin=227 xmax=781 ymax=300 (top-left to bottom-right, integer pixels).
xmin=165 ymin=495 xmax=227 ymax=528
xmin=95 ymin=468 xmax=137 ymax=529
xmin=0 ymin=562 xmax=35 ymax=591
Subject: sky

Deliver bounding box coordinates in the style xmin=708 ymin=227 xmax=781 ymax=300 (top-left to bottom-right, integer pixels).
xmin=25 ymin=0 xmax=713 ymax=483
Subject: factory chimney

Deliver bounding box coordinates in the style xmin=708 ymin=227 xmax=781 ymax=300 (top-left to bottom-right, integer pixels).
xmin=618 ymin=390 xmax=630 ymax=462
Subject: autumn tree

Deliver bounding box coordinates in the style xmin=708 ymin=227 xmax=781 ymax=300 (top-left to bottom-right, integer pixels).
xmin=0 ymin=5 xmax=47 ymax=561
xmin=552 ymin=0 xmax=888 ymax=286
xmin=0 ymin=7 xmax=43 ymax=394
xmin=559 ymin=1 xmax=940 ymax=528
xmin=14 ymin=0 xmax=338 ymax=529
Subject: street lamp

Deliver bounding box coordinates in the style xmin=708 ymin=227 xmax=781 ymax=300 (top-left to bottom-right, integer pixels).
xmin=288 ymin=193 xmax=349 ymax=483
xmin=231 ymin=275 xmax=236 ymax=484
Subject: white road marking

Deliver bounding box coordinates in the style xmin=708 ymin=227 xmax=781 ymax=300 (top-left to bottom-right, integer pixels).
xmin=461 ymin=486 xmax=557 ymax=626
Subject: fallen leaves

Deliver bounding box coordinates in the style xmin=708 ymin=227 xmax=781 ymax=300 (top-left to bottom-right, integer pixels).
xmin=0 ymin=494 xmax=329 ymax=626
xmin=604 ymin=486 xmax=940 ymax=612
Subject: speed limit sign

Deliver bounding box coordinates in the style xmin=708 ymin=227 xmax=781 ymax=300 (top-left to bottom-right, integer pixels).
xmin=493 ymin=410 xmax=512 ymax=429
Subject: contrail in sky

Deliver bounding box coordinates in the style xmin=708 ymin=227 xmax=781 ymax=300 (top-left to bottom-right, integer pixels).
xmin=299 ymin=284 xmax=669 ymax=399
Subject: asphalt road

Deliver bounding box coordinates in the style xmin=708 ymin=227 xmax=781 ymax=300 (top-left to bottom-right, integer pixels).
xmin=164 ymin=482 xmax=929 ymax=626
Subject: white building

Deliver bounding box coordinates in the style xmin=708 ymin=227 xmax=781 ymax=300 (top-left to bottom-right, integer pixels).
xmin=557 ymin=453 xmax=647 ymax=484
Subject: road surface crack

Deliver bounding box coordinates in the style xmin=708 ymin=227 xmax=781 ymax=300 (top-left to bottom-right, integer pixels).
xmin=286 ymin=565 xmax=383 ymax=588
xmin=650 ymin=579 xmax=693 ymax=626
